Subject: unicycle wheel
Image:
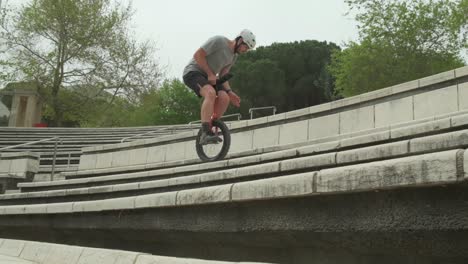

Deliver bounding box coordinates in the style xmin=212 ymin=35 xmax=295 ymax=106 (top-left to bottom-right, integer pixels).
xmin=195 ymin=119 xmax=231 ymax=162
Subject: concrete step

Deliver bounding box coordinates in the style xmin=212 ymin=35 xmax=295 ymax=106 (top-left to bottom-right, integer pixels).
xmin=38 ymin=165 xmax=79 ymax=172
xmin=64 ymin=110 xmax=468 ymax=180
xmin=0 ymin=254 xmax=35 ymax=264
xmin=3 ymin=189 xmax=20 ymax=194
xmin=33 ymin=173 xmax=66 ymax=182
xmin=4 ymin=128 xmax=467 ymax=204
xmin=0 ymin=238 xmax=271 ymax=264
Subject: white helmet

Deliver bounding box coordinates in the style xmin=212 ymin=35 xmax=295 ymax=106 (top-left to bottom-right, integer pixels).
xmin=238 ymin=29 xmax=256 ymax=49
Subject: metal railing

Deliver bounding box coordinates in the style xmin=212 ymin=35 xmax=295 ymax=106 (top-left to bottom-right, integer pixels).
xmin=188 ymin=113 xmax=242 ymax=125
xmin=0 ymin=137 xmax=63 ymax=181
xmin=249 ymin=106 xmax=277 ymax=119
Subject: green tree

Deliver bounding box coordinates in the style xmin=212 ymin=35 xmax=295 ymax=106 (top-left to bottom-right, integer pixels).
xmin=231 ymin=59 xmax=286 ymax=117
xmin=129 ymin=79 xmax=201 ymax=126
xmin=330 ymin=0 xmax=467 ymax=97
xmin=78 ymin=95 xmax=135 ymax=127
xmin=231 ymin=40 xmax=339 ymax=115
xmin=37 ymin=85 xmax=135 ymax=127
xmin=0 ymin=0 xmax=163 ymax=126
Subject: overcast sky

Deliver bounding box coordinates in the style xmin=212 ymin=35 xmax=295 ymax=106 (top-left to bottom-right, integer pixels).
xmin=124 ymin=0 xmax=359 ymax=79
xmin=9 ymin=0 xmax=359 ymax=79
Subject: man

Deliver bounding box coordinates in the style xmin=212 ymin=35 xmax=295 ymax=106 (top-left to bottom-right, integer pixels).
xmin=183 ymin=29 xmax=256 ymax=144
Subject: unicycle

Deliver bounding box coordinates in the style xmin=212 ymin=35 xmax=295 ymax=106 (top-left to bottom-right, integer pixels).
xmin=195 ymin=118 xmax=231 ymax=162
xmin=195 ymin=74 xmax=233 ymax=162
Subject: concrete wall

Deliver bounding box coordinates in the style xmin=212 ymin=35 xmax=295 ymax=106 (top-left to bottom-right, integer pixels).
xmin=78 ymin=66 xmax=468 ymax=171
xmin=0 ymin=152 xmax=39 ymax=178
xmin=0 ymin=152 xmax=39 ymax=193
xmin=8 ymin=89 xmax=42 ymax=128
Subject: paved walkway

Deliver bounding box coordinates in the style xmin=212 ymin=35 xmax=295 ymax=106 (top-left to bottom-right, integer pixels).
xmin=0 ymin=254 xmax=36 ymax=264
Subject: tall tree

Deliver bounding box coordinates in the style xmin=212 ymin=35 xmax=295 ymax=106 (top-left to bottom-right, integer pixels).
xmin=231 ymin=40 xmax=339 ymax=115
xmin=330 ymin=0 xmax=467 ymax=97
xmin=0 ymin=0 xmax=163 ymax=126
xmin=129 ymin=79 xmax=201 ymax=126
xmin=231 ymin=59 xmax=286 ymax=117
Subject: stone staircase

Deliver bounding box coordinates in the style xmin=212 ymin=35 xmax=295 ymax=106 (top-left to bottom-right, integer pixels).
xmin=0 ymin=66 xmax=467 ymax=263
xmin=0 ymin=125 xmax=197 ymax=181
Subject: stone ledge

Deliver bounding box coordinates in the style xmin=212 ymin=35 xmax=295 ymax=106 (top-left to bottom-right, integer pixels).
xmin=419 ymin=69 xmax=456 ymax=87
xmin=0 ymin=254 xmax=36 ymax=263
xmin=68 ymin=110 xmax=468 ymax=184
xmin=231 ymin=172 xmax=316 ymax=201
xmin=390 ymin=118 xmax=451 ymax=139
xmin=64 ymin=110 xmax=468 ymax=183
xmin=80 ymin=67 xmax=468 ymax=154
xmin=0 ymin=152 xmax=40 ymax=160
xmin=135 ymin=192 xmax=177 ymax=209
xmin=0 ymin=238 xmax=273 ymax=264
xmin=11 ymin=125 xmax=468 ymax=201
xmin=337 ymin=141 xmax=409 ymax=164
xmin=317 ymin=149 xmax=461 ymax=193
xmin=1 ymin=149 xmax=465 ymax=215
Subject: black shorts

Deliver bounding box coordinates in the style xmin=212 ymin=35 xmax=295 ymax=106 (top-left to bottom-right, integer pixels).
xmin=183 ymin=71 xmax=222 ymax=98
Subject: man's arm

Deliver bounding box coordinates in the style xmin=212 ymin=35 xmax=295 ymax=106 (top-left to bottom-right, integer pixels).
xmin=193 ymin=48 xmax=216 ymax=85
xmin=219 ymin=65 xmax=240 ymax=107
xmin=219 ymin=65 xmax=232 ymax=90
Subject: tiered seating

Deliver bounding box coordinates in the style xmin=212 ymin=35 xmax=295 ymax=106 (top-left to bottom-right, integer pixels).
xmin=4 ymin=111 xmax=468 ymax=201
xmin=0 ymin=67 xmax=467 ymax=263
xmin=0 ymin=111 xmax=466 ymax=263
xmin=0 ymin=125 xmax=196 ymax=181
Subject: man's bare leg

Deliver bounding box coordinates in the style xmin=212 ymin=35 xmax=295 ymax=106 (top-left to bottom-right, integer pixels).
xmin=198 ymin=84 xmax=218 ymax=144
xmin=213 ymin=91 xmax=230 ymax=119
xmin=199 ymin=84 xmax=217 ymax=122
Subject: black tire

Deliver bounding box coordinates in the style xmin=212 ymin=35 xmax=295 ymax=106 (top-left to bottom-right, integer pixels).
xmin=195 ymin=119 xmax=231 ymax=162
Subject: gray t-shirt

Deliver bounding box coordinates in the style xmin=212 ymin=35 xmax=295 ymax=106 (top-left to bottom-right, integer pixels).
xmin=183 ymin=36 xmax=237 ymax=76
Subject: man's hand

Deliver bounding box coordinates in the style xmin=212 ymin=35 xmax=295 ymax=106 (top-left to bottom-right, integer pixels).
xmin=228 ymin=91 xmax=241 ymax=107
xmin=207 ymin=74 xmax=216 ymax=85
